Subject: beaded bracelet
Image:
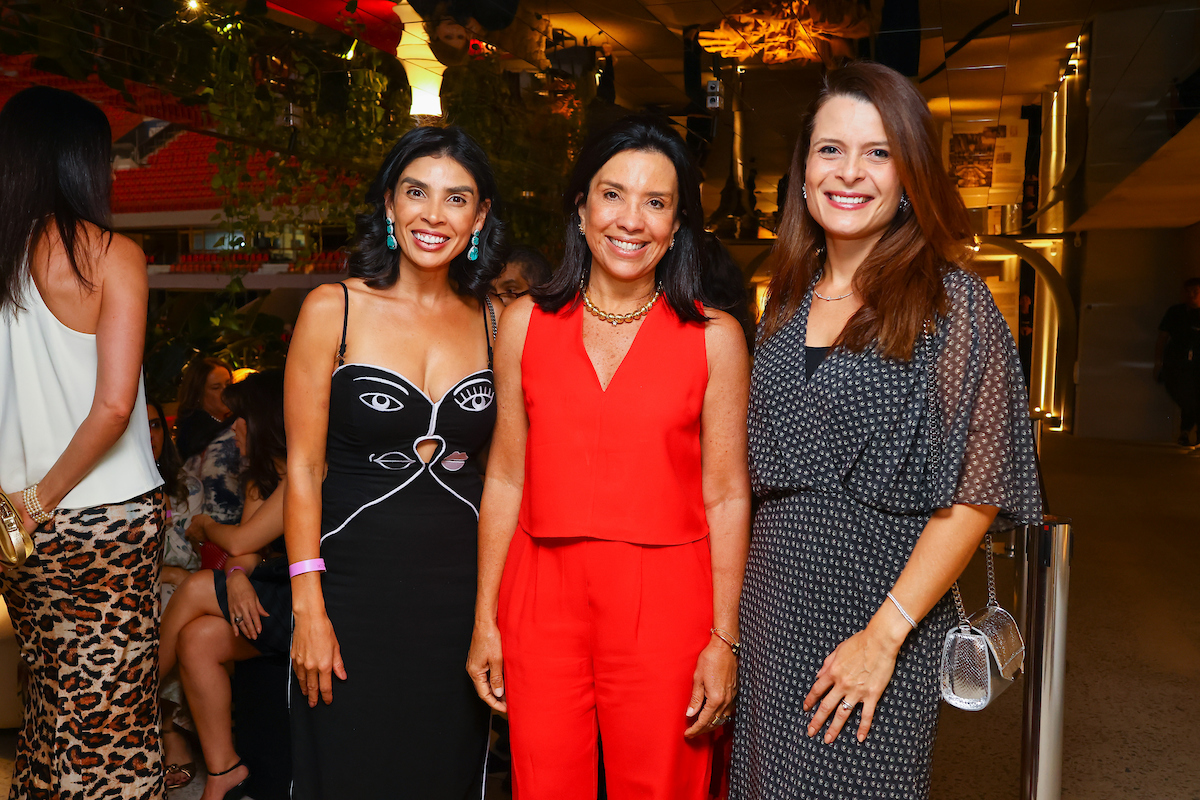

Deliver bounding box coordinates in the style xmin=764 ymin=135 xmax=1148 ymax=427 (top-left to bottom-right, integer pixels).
xmin=22 ymin=485 xmax=52 ymax=525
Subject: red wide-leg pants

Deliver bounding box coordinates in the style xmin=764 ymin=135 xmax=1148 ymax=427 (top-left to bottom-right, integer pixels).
xmin=498 ymin=529 xmax=715 ymax=800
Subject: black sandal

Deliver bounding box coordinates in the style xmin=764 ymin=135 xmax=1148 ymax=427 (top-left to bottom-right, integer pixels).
xmin=207 ymin=759 xmax=250 ymax=800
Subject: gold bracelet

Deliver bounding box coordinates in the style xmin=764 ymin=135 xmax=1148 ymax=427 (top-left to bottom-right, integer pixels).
xmin=710 ymin=627 xmax=741 ymax=657
xmin=22 ymin=485 xmax=52 ymax=525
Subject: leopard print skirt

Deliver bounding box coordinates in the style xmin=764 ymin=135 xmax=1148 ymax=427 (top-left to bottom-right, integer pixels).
xmin=1 ymin=488 xmax=165 ymax=800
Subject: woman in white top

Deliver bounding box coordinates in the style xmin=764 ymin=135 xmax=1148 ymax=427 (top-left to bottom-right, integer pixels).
xmin=0 ymin=86 xmax=165 ymax=799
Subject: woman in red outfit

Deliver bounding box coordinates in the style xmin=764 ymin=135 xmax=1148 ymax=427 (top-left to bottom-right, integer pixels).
xmin=467 ymin=115 xmax=751 ymax=799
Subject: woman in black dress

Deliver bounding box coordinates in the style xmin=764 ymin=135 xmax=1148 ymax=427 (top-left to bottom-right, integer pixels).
xmin=285 ymin=127 xmax=504 ymax=799
xmin=730 ymin=62 xmax=1042 ymax=799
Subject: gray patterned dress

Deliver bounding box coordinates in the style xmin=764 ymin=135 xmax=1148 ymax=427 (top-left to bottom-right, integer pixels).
xmin=730 ymin=269 xmax=1042 ymax=799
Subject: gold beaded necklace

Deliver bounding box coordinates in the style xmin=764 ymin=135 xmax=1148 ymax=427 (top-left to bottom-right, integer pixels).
xmin=581 ymin=281 xmax=663 ymax=326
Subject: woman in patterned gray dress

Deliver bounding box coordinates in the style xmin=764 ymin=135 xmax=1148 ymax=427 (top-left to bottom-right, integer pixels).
xmin=730 ymin=62 xmax=1042 ymax=799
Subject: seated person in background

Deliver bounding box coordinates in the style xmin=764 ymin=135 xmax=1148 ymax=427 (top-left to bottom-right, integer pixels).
xmin=492 ymin=244 xmax=552 ymax=305
xmin=175 ymin=356 xmax=234 ymax=461
xmin=160 ymin=370 xmax=290 ymax=800
xmin=183 ymin=371 xmax=246 ymax=572
xmin=149 ymin=398 xmax=204 ymax=789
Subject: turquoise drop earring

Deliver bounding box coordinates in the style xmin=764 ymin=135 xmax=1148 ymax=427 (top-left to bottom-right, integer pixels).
xmin=385 ymin=218 xmax=397 ymax=251
xmin=467 ymin=230 xmax=480 ymax=262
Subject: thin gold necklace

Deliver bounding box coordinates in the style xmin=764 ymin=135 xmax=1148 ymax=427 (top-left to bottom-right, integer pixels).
xmin=581 ymin=281 xmax=663 ymax=325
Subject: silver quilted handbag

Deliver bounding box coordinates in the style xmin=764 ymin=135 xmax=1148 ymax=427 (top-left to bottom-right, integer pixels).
xmin=940 ymin=532 xmax=1025 ymax=711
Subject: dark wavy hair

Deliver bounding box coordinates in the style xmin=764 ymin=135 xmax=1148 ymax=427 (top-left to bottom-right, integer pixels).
xmin=0 ymin=86 xmax=113 ymax=314
xmin=759 ymin=61 xmax=973 ymax=359
xmin=148 ymin=399 xmax=188 ymax=508
xmin=223 ymin=370 xmax=286 ymax=500
xmin=534 ymin=114 xmax=707 ymax=323
xmin=347 ymin=126 xmax=504 ymax=302
xmin=505 ymin=245 xmax=553 ymax=288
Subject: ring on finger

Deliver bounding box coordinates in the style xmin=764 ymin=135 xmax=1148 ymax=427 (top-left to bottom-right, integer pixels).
xmin=839 ymin=699 xmax=853 ymax=712
xmin=233 ymin=616 xmax=244 ymax=624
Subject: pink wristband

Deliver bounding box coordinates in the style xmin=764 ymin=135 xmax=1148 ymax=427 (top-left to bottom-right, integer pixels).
xmin=226 ymin=566 xmax=247 ymax=578
xmin=289 ymin=558 xmax=327 ymax=578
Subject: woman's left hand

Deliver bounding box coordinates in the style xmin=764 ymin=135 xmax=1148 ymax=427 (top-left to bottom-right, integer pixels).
xmin=226 ymin=570 xmax=268 ymax=640
xmin=684 ymin=636 xmax=738 ymax=738
xmin=803 ymin=626 xmax=902 ymax=743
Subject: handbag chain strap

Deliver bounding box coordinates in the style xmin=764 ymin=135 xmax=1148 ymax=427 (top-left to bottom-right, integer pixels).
xmin=950 ymin=531 xmax=998 ymax=631
xmin=984 ymin=530 xmax=998 ymax=606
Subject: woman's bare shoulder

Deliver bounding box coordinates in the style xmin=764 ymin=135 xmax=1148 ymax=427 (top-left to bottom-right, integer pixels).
xmin=702 ymin=307 xmax=748 ymax=345
xmin=299 ymin=281 xmax=350 ymax=319
xmin=55 ymin=226 xmax=145 ymax=287
xmin=498 ymin=294 xmax=536 ymax=335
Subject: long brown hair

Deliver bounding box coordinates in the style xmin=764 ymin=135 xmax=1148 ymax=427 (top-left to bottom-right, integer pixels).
xmin=759 ymin=61 xmax=972 ymax=359
xmin=177 ymin=355 xmax=232 ymax=413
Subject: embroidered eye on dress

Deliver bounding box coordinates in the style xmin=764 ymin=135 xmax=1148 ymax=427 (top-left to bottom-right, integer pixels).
xmin=452 ymin=377 xmax=494 ymax=412
xmin=355 ymin=375 xmax=409 ymax=413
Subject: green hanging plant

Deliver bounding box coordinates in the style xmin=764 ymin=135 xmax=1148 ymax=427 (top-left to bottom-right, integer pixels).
xmin=441 ymin=57 xmax=584 ymax=261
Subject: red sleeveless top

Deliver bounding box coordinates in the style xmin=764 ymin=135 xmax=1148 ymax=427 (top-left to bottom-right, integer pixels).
xmin=518 ymin=299 xmax=710 ymax=546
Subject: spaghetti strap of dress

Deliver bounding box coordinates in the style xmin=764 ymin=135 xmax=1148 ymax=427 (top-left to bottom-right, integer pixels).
xmin=338 ymin=282 xmax=349 ymax=367
xmin=484 ymin=295 xmax=496 ymax=370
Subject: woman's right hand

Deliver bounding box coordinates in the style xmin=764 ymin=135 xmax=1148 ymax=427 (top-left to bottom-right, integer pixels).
xmin=291 ymin=608 xmax=347 ymax=707
xmin=185 ymin=514 xmax=212 ymax=546
xmin=466 ymin=619 xmax=507 ymax=713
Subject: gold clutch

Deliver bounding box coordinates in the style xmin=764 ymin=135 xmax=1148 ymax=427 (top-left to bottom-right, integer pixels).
xmin=0 ymin=491 xmax=35 ymax=569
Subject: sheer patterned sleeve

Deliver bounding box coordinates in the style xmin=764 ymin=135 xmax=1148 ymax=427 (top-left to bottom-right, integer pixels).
xmin=929 ymin=270 xmax=1042 ymax=529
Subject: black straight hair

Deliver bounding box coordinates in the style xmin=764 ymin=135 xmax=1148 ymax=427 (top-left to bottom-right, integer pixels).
xmin=0 ymin=86 xmax=114 ymax=313
xmin=223 ymin=370 xmax=286 ymax=501
xmin=148 ymin=399 xmax=188 ymax=508
xmin=700 ymin=233 xmax=756 ymax=353
xmin=534 ymin=114 xmax=707 ymax=323
xmin=347 ymin=125 xmax=504 ymax=302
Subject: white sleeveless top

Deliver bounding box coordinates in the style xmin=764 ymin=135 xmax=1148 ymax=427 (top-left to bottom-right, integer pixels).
xmin=0 ymin=277 xmax=162 ymax=510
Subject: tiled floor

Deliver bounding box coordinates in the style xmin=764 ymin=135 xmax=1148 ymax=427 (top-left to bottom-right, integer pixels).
xmin=3 ymin=433 xmax=1198 ymax=798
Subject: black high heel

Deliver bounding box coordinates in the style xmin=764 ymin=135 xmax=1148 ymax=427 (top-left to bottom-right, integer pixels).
xmin=207 ymin=759 xmax=249 ymax=800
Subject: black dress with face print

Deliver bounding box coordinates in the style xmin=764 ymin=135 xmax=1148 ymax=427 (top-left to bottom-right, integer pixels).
xmin=290 ymin=287 xmax=496 ymax=800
